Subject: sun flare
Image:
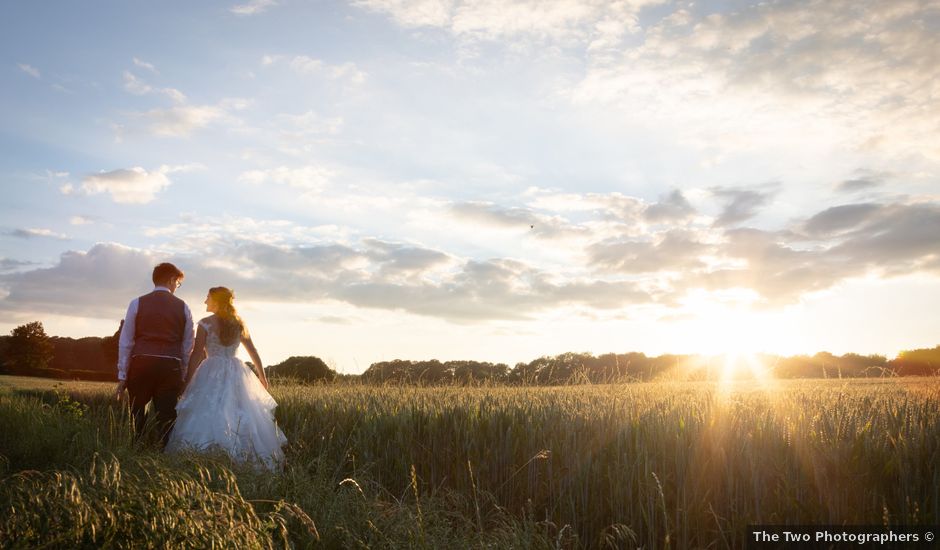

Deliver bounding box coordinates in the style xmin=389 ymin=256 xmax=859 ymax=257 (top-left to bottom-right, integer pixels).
xmin=720 ymin=352 xmax=774 ymax=384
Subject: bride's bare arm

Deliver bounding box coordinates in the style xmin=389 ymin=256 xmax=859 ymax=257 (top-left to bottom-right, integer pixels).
xmin=185 ymin=325 xmax=207 ymax=386
xmin=242 ymin=329 xmax=269 ymax=389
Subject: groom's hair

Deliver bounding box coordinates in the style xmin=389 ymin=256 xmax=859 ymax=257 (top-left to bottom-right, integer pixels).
xmin=152 ymin=262 xmax=185 ymax=285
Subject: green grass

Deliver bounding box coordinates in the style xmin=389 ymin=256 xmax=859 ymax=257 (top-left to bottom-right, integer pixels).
xmin=1 ymin=375 xmax=939 ymax=548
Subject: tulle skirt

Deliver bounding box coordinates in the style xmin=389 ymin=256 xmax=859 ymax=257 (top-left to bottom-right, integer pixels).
xmin=166 ymin=355 xmax=287 ymax=470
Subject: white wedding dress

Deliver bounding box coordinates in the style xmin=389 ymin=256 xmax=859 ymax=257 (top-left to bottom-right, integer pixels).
xmin=166 ymin=317 xmax=287 ymax=470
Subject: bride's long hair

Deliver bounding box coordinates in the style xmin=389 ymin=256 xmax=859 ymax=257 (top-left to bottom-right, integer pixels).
xmin=209 ymin=286 xmax=245 ymax=345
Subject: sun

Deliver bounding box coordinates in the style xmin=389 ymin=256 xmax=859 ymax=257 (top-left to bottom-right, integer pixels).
xmin=676 ymin=290 xmax=809 ymax=359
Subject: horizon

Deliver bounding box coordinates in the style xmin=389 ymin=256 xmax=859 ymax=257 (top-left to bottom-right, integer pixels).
xmin=2 ymin=1 xmax=939 ymax=374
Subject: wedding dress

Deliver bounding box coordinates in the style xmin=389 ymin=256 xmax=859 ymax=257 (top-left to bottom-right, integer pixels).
xmin=166 ymin=317 xmax=286 ymax=470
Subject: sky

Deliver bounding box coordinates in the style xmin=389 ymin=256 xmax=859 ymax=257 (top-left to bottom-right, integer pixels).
xmin=2 ymin=0 xmax=939 ymax=373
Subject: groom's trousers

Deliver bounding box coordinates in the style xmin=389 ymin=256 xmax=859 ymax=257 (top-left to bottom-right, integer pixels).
xmin=126 ymin=355 xmax=184 ymax=447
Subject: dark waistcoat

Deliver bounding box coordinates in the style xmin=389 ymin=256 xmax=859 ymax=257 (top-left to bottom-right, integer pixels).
xmin=132 ymin=291 xmax=186 ymax=360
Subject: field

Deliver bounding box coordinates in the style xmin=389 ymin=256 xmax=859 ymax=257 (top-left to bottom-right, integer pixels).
xmin=2 ymin=374 xmax=939 ymax=548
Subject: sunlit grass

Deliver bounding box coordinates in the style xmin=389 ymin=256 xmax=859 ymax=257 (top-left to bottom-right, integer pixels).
xmin=2 ymin=375 xmax=939 ymax=548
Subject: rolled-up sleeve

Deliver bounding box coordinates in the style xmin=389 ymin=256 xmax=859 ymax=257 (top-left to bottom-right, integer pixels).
xmin=117 ymin=298 xmax=138 ymax=381
xmin=180 ymin=303 xmax=195 ymax=379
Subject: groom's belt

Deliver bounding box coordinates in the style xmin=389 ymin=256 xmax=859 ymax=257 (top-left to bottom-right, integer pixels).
xmin=132 ymin=353 xmax=182 ymax=363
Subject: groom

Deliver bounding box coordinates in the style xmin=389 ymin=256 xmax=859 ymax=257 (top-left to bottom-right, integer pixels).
xmin=114 ymin=262 xmax=194 ymax=446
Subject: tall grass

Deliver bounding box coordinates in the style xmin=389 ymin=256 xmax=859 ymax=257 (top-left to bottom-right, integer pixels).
xmin=2 ymin=376 xmax=939 ymax=548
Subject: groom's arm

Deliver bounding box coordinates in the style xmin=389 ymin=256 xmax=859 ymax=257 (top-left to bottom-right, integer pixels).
xmin=114 ymin=298 xmax=138 ymax=397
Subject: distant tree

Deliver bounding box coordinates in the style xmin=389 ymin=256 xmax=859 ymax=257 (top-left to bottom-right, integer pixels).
xmin=98 ymin=320 xmax=123 ymax=372
xmin=7 ymin=321 xmax=54 ymax=375
xmin=362 ymin=359 xmax=509 ymax=384
xmin=267 ymin=356 xmax=336 ymax=383
xmin=0 ymin=335 xmax=10 ymax=374
xmin=890 ymin=346 xmax=940 ymax=376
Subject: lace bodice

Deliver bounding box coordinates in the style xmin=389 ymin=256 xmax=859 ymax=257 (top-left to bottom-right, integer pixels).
xmin=200 ymin=317 xmax=240 ymax=358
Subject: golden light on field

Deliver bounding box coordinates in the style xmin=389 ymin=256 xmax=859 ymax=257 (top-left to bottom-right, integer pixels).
xmin=719 ymin=352 xmax=776 ymax=388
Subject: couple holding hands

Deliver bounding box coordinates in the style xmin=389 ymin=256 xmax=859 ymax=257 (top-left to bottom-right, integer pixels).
xmin=114 ymin=262 xmax=286 ymax=470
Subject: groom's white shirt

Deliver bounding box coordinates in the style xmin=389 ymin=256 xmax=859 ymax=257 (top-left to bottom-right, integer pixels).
xmin=117 ymin=286 xmax=195 ymax=381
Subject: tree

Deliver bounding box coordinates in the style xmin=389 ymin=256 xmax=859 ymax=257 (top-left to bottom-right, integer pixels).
xmin=7 ymin=321 xmax=54 ymax=375
xmin=267 ymin=356 xmax=336 ymax=383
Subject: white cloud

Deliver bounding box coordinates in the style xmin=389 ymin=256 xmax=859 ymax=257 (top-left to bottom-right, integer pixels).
xmin=138 ymin=105 xmax=223 ymax=137
xmin=567 ymin=0 xmax=940 ymax=161
xmin=69 ymin=216 xmax=94 ymax=226
xmin=266 ymin=55 xmax=368 ymax=85
xmin=17 ymin=63 xmax=40 ymax=79
xmin=238 ymin=165 xmax=337 ymax=191
xmin=278 ymin=111 xmax=344 ymax=136
xmin=119 ymin=70 xmax=250 ymax=137
xmin=122 ymin=71 xmax=151 ymax=94
xmin=123 ymin=71 xmax=186 ymax=103
xmin=132 ymin=57 xmax=158 ymax=73
xmin=79 ymin=165 xmax=198 ymax=204
xmin=354 ymin=0 xmax=455 ymax=28
xmin=231 ymin=0 xmax=277 ymax=16
xmin=355 ymin=0 xmax=664 ymax=41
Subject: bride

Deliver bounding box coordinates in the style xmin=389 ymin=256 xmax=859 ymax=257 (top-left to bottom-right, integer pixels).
xmin=166 ymin=286 xmax=287 ymax=470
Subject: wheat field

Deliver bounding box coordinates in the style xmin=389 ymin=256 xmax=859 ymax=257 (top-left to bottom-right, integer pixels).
xmin=1 ymin=375 xmax=939 ymax=548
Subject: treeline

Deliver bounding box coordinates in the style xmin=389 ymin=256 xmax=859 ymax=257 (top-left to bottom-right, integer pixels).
xmin=0 ymin=322 xmax=122 ymax=381
xmin=360 ymin=349 xmax=940 ymax=384
xmin=0 ymin=322 xmax=346 ymax=383
xmin=2 ymin=321 xmax=939 ymax=384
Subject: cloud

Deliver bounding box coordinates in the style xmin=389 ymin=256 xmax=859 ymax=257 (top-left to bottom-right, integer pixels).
xmin=0 ymin=237 xmax=653 ymax=323
xmin=69 ymin=216 xmax=95 ymax=226
xmin=278 ymin=111 xmax=344 ymax=136
xmin=702 ymin=201 xmax=940 ymax=302
xmin=120 ymin=71 xmax=245 ymax=137
xmin=317 ymin=315 xmax=355 ymax=325
xmin=264 ymin=55 xmax=367 ymax=85
xmin=644 ymin=190 xmax=697 ymax=223
xmin=449 ymin=201 xmax=590 ymax=239
xmin=4 ymin=194 xmax=940 ymax=323
xmin=10 ymin=228 xmax=69 ymax=240
xmin=801 ymin=204 xmax=883 ymax=237
xmin=122 ymin=71 xmax=151 ymax=94
xmin=702 ymin=228 xmax=848 ymax=304
xmin=336 ymin=257 xmax=654 ymax=321
xmin=78 ymin=165 xmax=198 ymax=204
xmin=0 ymin=244 xmax=156 ymax=318
xmin=0 ymin=258 xmax=35 ymax=274
xmin=137 ymin=105 xmax=224 ymax=137
xmin=132 ymin=57 xmax=158 ymax=73
xmin=828 ymin=203 xmax=940 ymax=270
xmin=238 ymin=165 xmax=337 ymax=191
xmin=17 ymin=63 xmax=40 ymax=79
xmin=231 ymin=0 xmax=277 ymax=16
xmin=567 ymin=0 xmax=940 ymax=160
xmin=711 ymin=187 xmax=776 ymax=227
xmin=837 ymin=178 xmax=882 ymax=194
xmin=123 ymin=71 xmax=186 ymax=103
xmin=588 ymin=230 xmax=710 ymax=274
xmin=836 ymin=170 xmax=890 ymax=193
xmin=354 ymin=0 xmax=664 ymax=41
xmin=363 ymin=238 xmax=454 ymax=278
